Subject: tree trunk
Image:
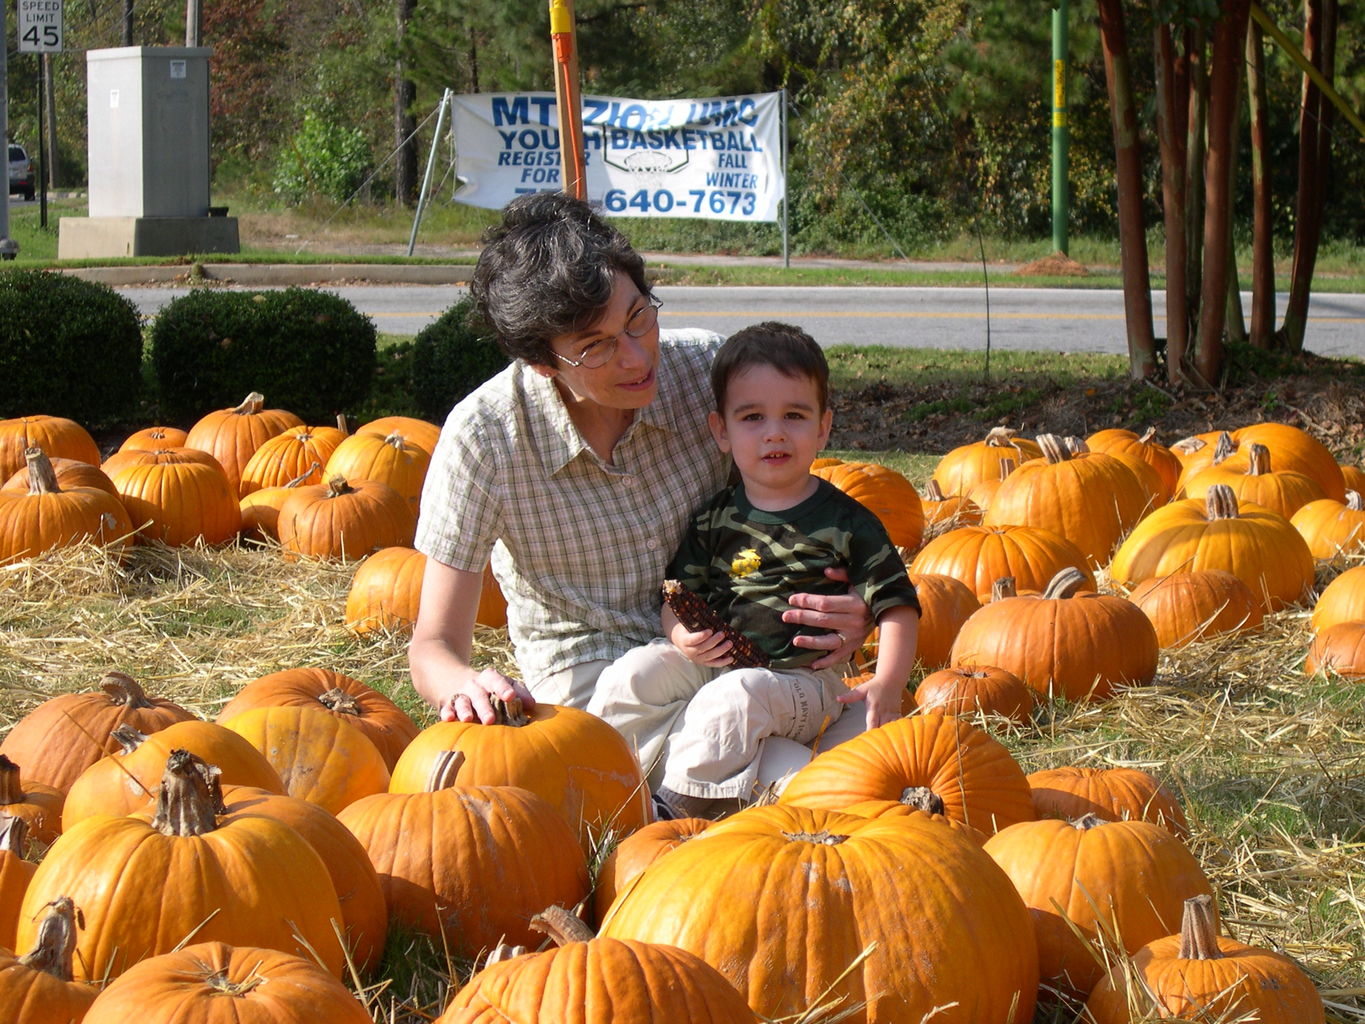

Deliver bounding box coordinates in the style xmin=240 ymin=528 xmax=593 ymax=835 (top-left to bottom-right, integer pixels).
xmin=122 ymin=0 xmax=134 ymax=44
xmin=1097 ymin=0 xmax=1157 ymax=379
xmin=1184 ymin=25 xmax=1208 ymax=325
xmin=1246 ymin=20 xmax=1275 ymax=348
xmin=393 ymin=0 xmax=418 ymax=206
xmin=42 ymin=54 xmax=58 ymax=189
xmin=1222 ymin=36 xmax=1247 ymax=348
xmin=1279 ymin=0 xmax=1337 ymax=352
xmin=1191 ymin=0 xmax=1250 ymax=387
xmin=1155 ymin=24 xmax=1190 ymax=383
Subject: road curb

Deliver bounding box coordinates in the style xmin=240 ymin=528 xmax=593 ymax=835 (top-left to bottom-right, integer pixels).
xmin=59 ymin=263 xmax=475 ymax=287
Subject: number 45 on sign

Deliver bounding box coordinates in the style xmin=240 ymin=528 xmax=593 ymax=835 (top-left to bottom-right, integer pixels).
xmin=18 ymin=0 xmax=64 ymax=53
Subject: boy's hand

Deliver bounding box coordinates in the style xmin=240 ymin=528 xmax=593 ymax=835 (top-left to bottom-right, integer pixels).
xmin=667 ymin=622 xmax=735 ymax=667
xmin=837 ymin=674 xmax=905 ymax=731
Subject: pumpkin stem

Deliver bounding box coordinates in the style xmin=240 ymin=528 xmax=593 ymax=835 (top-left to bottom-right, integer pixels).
xmin=1348 ymin=490 xmax=1363 ymax=511
xmin=284 ymin=462 xmax=321 ymax=489
xmin=110 ymin=723 xmax=151 ymax=755
xmin=1070 ymin=812 xmax=1107 ymax=830
xmin=1204 ymin=484 xmax=1241 ymax=521
xmin=336 ymin=413 xmax=350 ymax=435
xmin=100 ymin=670 xmax=157 ymax=710
xmin=984 ymin=426 xmax=1021 ymax=448
xmin=232 ymin=392 xmax=267 ymax=415
xmin=325 ymin=475 xmax=356 ymax=498
xmin=24 ymin=447 xmax=62 ymax=495
xmin=998 ymin=456 xmax=1017 ymax=478
xmin=426 ymin=749 xmax=467 ymax=792
xmin=383 ymin=432 xmax=408 ymax=451
xmin=152 ymin=749 xmax=221 ymax=837
xmin=318 ymin=686 xmax=362 ymax=716
xmin=201 ymin=965 xmax=268 ymax=996
xmin=482 ymin=942 xmax=529 ymax=966
xmin=1137 ymin=426 xmax=1159 ymax=445
xmin=530 ymin=905 xmax=595 ymax=946
xmin=898 ymin=786 xmax=946 ymax=815
xmin=1176 ymin=894 xmax=1223 ymax=961
xmin=1171 ymin=435 xmax=1207 ymax=456
xmin=1245 ymin=443 xmax=1271 ymax=476
xmin=1211 ymin=431 xmax=1237 ymax=464
xmin=0 ymin=813 xmax=29 ymax=856
xmin=925 ymin=479 xmax=947 ymax=502
xmin=1036 ymin=434 xmax=1071 ymax=464
xmin=1042 ymin=567 xmax=1089 ymax=599
xmin=781 ymin=829 xmax=850 ymax=846
xmin=17 ymin=897 xmax=81 ymax=981
xmin=990 ymin=576 xmax=1018 ymax=601
xmin=0 ymin=756 xmax=24 ymax=805
xmin=1062 ymin=435 xmax=1090 ymax=456
xmin=491 ymin=695 xmax=531 ymax=727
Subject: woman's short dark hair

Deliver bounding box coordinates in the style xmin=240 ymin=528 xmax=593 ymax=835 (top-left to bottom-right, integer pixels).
xmin=470 ymin=192 xmax=650 ymax=365
xmin=710 ymin=321 xmax=830 ymax=413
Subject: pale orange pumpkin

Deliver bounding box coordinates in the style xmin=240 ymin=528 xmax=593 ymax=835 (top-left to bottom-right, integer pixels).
xmin=277 ymin=474 xmax=417 ymax=561
xmin=933 ymin=426 xmax=1041 ymax=495
xmin=184 ymin=391 xmax=304 ymax=492
xmin=1292 ymin=490 xmax=1365 ymax=560
xmin=1127 ymin=569 xmax=1263 ymax=648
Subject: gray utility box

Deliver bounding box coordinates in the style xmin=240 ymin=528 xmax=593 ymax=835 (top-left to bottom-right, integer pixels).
xmin=59 ymin=46 xmax=239 ymax=257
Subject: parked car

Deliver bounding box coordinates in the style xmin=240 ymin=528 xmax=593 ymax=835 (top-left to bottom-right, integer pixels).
xmin=8 ymin=144 xmax=35 ymax=201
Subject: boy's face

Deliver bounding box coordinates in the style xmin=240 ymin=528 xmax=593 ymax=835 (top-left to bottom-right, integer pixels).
xmin=708 ymin=364 xmax=833 ymax=505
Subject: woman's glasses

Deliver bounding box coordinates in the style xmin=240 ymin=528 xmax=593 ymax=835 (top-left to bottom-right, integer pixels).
xmin=553 ymin=298 xmax=662 ymax=368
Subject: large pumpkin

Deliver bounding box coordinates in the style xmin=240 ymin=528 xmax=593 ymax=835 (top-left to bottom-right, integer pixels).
xmin=983 ymin=814 xmax=1214 ymax=997
xmin=1310 ymin=564 xmax=1365 ymax=634
xmin=0 ymin=897 xmax=99 ymax=1024
xmin=598 ymin=803 xmax=1039 ymax=1024
xmin=592 ymin=817 xmax=711 ymax=925
xmin=0 ymin=415 xmax=101 ymax=481
xmin=1109 ymin=484 xmax=1315 ymax=612
xmin=238 ymin=423 xmax=346 ymax=497
xmin=343 ymin=547 xmax=511 ymax=635
xmin=811 ymin=459 xmax=924 ymax=550
xmin=777 ymin=712 xmax=1036 ymax=836
xmin=1085 ymin=894 xmax=1325 ymax=1024
xmin=1292 ymin=490 xmax=1365 ymax=560
xmin=1085 ymin=426 xmax=1182 ymax=500
xmin=323 ymin=430 xmax=432 ymax=519
xmin=216 ymin=666 xmax=418 ymax=771
xmin=982 ymin=434 xmax=1152 ymax=567
xmin=1 ymin=453 xmax=118 ymax=497
xmin=107 ymin=449 xmax=242 ymax=547
xmin=1181 ymin=441 xmax=1326 ymax=519
xmin=18 ymin=750 xmax=346 ymax=981
xmin=184 ymin=391 xmax=304 ymax=492
xmin=1126 ymin=569 xmax=1263 ymax=648
xmin=277 ymin=474 xmax=417 ymax=561
xmin=949 ymin=567 xmax=1159 ymax=701
xmin=0 ymin=448 xmax=134 ymax=566
xmin=1027 ymin=764 xmax=1189 ymax=840
xmin=0 ymin=670 xmax=197 ymax=793
xmin=932 ymin=426 xmax=1042 ymax=496
xmin=908 ymin=522 xmax=1094 ymax=603
xmin=388 ymin=698 xmax=650 ymax=854
xmin=354 ymin=414 xmax=441 ymax=455
xmin=337 ymin=751 xmax=590 ymax=958
xmin=81 ymin=941 xmax=374 ymax=1024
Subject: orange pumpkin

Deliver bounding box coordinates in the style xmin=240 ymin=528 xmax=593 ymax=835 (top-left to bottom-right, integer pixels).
xmin=1311 ymin=565 xmax=1365 ymax=634
xmin=920 ymin=479 xmax=982 ymax=535
xmin=949 ymin=567 xmax=1159 ymax=701
xmin=355 ymin=414 xmax=441 ymax=456
xmin=0 ymin=414 xmax=101 ymax=480
xmin=19 ymin=751 xmax=346 ymax=981
xmin=1291 ymin=490 xmax=1365 ymax=560
xmin=184 ymin=391 xmax=304 ymax=492
xmin=1182 ymin=442 xmax=1326 ymax=519
xmin=238 ymin=424 xmax=346 ymax=497
xmin=1110 ymin=484 xmax=1315 ymax=612
xmin=1085 ymin=894 xmax=1325 ymax=1024
xmin=388 ymin=698 xmax=650 ymax=854
xmin=100 ymin=443 xmax=224 ymax=477
xmin=277 ymin=474 xmax=417 ymax=561
xmin=1086 ymin=426 xmax=1182 ymax=500
xmin=983 ymin=814 xmax=1214 ymax=997
xmin=778 ymin=712 xmax=1036 ymax=835
xmin=1 ymin=454 xmax=118 ymax=496
xmin=1027 ymin=764 xmax=1189 ymax=839
xmin=905 ymin=571 xmax=979 ymax=669
xmin=598 ymin=803 xmax=1039 ymax=1024
xmin=1127 ymin=569 xmax=1263 ymax=648
xmin=220 ymin=705 xmax=391 ymax=815
xmin=1304 ymin=621 xmax=1365 ymax=677
xmin=216 ymin=666 xmax=418 ymax=771
xmin=0 ymin=670 xmax=197 ymax=793
xmin=107 ymin=449 xmax=242 ymax=546
xmin=81 ymin=941 xmax=374 ymax=1024
xmin=0 ymin=816 xmax=37 ymax=950
xmin=909 ymin=522 xmax=1095 ymax=603
xmin=117 ymin=425 xmax=188 ymax=452
xmin=323 ymin=430 xmax=432 ymax=519
xmin=0 ymin=756 xmax=64 ymax=849
xmin=811 ymin=459 xmax=924 ymax=550
xmin=933 ymin=426 xmax=1041 ymax=495
xmin=0 ymin=447 xmax=134 ymax=565
xmin=982 ymin=433 xmax=1152 ymax=566
xmin=0 ymin=897 xmax=99 ymax=1024
xmin=338 ymin=751 xmax=590 ymax=957
xmin=592 ymin=817 xmax=711 ymax=925
xmin=913 ymin=664 xmax=1035 ymax=723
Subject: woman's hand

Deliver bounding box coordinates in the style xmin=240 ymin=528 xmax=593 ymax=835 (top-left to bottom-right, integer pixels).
xmin=441 ymin=668 xmax=538 ymax=723
xmin=783 ymin=566 xmax=873 ymax=669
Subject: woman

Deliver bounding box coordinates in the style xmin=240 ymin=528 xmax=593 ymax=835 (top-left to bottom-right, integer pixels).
xmin=409 ymin=192 xmax=870 ymax=743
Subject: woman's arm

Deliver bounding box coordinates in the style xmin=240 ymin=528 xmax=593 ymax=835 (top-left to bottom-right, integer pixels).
xmin=409 ymin=558 xmax=534 ymax=723
xmin=783 ymin=566 xmax=875 ymax=669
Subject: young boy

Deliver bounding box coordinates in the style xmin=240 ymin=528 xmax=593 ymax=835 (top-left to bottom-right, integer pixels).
xmin=587 ymin=322 xmax=920 ymax=820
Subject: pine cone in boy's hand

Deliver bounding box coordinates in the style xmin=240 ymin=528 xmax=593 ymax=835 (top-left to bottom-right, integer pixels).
xmin=662 ymin=579 xmax=770 ymax=668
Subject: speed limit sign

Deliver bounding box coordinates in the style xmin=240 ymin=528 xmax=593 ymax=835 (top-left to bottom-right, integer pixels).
xmin=17 ymin=0 xmax=63 ymax=53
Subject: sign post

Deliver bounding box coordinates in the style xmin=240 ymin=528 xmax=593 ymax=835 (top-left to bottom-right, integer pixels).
xmin=0 ymin=0 xmax=14 ymax=258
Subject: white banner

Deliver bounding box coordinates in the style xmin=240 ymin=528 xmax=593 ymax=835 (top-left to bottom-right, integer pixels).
xmin=451 ymin=91 xmax=784 ymax=222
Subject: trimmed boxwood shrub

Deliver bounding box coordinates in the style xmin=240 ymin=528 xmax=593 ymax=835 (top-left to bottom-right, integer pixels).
xmin=149 ymin=287 xmax=376 ymax=423
xmin=409 ymin=296 xmax=509 ymax=422
xmin=0 ymin=269 xmax=143 ymax=425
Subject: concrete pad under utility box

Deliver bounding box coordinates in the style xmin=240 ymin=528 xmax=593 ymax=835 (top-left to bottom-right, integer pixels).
xmin=58 ymin=216 xmax=240 ymax=258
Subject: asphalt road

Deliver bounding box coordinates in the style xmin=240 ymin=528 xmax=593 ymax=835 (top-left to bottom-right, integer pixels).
xmin=114 ymin=282 xmax=1365 ymax=357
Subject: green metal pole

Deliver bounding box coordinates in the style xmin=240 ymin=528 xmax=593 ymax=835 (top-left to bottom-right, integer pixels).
xmin=1051 ymin=0 xmax=1070 ymax=256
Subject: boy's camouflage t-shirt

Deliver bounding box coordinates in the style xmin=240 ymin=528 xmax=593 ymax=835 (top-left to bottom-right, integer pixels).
xmin=667 ymin=478 xmax=920 ymax=668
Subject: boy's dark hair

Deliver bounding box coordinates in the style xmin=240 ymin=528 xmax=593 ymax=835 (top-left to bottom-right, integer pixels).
xmin=710 ymin=321 xmax=830 ymax=413
xmin=470 ymin=192 xmax=651 ymax=366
